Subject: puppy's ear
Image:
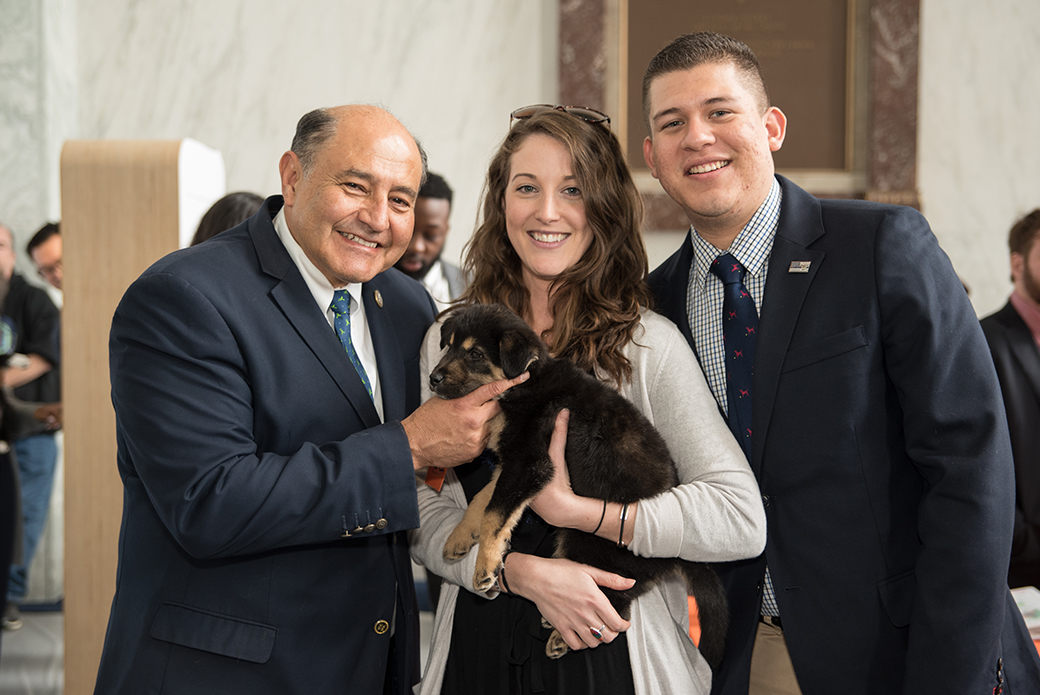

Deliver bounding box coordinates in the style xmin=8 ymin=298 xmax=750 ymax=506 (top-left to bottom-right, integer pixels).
xmin=439 ymin=315 xmax=456 ymax=350
xmin=499 ymin=330 xmax=540 ymax=378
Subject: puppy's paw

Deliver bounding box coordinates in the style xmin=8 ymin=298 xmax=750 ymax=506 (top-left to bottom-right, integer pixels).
xmin=442 ymin=528 xmax=478 ymax=561
xmin=545 ymin=630 xmax=570 ymax=659
xmin=472 ymin=563 xmax=497 ymax=593
xmin=540 ymin=615 xmax=553 ymax=630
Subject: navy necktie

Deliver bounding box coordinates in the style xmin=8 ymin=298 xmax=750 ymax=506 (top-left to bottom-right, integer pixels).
xmin=709 ymin=253 xmax=757 ymax=460
xmin=330 ymin=290 xmax=374 ymax=402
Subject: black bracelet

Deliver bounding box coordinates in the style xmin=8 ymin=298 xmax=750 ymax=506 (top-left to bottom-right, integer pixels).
xmin=592 ymin=499 xmax=607 ymax=534
xmin=498 ymin=549 xmax=516 ymax=593
xmin=499 ymin=567 xmax=511 ymax=594
xmin=617 ymin=503 xmax=630 ymax=548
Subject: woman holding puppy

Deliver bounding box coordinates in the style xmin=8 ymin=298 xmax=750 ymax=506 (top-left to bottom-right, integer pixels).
xmin=409 ymin=106 xmax=766 ymax=695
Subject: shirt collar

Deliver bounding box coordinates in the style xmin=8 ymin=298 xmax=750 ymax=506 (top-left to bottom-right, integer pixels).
xmin=422 ymin=260 xmax=446 ymax=291
xmin=1010 ymin=289 xmax=1040 ymax=346
xmin=273 ymin=206 xmax=363 ymax=314
xmin=690 ymin=177 xmax=782 ymax=289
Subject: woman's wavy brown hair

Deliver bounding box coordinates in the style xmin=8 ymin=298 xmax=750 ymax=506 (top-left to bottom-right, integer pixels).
xmin=458 ymin=110 xmax=652 ymax=388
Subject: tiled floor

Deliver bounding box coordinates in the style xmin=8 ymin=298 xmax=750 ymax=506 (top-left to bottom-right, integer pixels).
xmin=0 ymin=610 xmax=63 ymax=695
xmin=0 ymin=609 xmax=435 ymax=695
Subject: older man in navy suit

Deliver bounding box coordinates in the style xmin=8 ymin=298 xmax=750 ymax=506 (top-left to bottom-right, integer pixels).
xmin=94 ymin=105 xmax=523 ymax=695
xmin=642 ymin=33 xmax=1040 ymax=695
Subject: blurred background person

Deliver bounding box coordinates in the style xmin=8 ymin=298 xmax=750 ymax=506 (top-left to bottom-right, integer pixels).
xmin=394 ymin=172 xmax=467 ymax=312
xmin=26 ymin=223 xmax=62 ymax=292
xmin=0 ymin=223 xmax=60 ymax=633
xmin=189 ymin=191 xmax=264 ymax=246
xmin=981 ymin=208 xmax=1040 ymax=590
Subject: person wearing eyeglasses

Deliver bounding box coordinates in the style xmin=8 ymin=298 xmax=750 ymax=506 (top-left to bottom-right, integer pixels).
xmin=409 ymin=106 xmax=766 ymax=695
xmin=26 ymin=223 xmax=62 ymax=291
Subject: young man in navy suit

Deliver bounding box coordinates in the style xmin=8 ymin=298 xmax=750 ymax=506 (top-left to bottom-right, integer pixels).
xmin=642 ymin=32 xmax=1040 ymax=695
xmin=94 ymin=105 xmax=524 ymax=695
xmin=982 ymin=209 xmax=1040 ymax=591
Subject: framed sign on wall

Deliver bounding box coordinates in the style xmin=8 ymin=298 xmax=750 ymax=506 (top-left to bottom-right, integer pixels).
xmin=559 ymin=0 xmax=920 ymax=230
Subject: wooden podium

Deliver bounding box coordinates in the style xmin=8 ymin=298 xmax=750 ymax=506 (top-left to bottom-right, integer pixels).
xmin=60 ymin=140 xmax=223 ymax=695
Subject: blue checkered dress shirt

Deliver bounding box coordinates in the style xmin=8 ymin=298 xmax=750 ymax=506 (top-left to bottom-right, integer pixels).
xmin=686 ymin=177 xmax=782 ymax=616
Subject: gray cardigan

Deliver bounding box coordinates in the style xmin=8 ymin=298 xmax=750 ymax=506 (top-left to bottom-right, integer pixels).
xmin=409 ymin=309 xmax=766 ymax=695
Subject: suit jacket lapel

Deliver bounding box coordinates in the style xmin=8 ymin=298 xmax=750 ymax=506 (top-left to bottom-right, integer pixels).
xmin=250 ymin=198 xmax=381 ymax=429
xmin=753 ymin=177 xmax=825 ymax=473
xmin=363 ymin=274 xmax=407 ymax=423
xmin=655 ymin=230 xmax=697 ymax=349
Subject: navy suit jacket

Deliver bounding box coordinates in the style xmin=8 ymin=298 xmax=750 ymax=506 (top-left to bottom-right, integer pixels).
xmin=982 ymin=301 xmax=1040 ymax=589
xmin=649 ymin=177 xmax=1040 ymax=694
xmin=95 ymin=197 xmax=436 ymax=694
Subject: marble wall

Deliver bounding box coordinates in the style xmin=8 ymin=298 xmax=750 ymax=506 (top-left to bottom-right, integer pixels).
xmin=3 ymin=0 xmax=1039 ymax=316
xmin=73 ymin=0 xmax=558 ymax=268
xmin=0 ymin=0 xmax=77 ymax=279
xmin=918 ymin=0 xmax=1040 ymax=317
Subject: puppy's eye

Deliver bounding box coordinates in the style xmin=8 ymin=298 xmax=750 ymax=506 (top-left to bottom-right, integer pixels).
xmin=466 ymin=348 xmax=484 ymax=361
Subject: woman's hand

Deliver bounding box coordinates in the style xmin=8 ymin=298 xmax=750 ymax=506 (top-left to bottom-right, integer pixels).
xmin=529 ymin=409 xmax=592 ymax=529
xmin=503 ymin=552 xmax=634 ymax=651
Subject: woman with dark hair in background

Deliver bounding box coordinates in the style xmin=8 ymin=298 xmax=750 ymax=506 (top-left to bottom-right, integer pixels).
xmin=190 ymin=191 xmax=264 ymax=246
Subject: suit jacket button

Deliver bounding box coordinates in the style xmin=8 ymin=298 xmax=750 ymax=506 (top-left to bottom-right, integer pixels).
xmin=374 ymin=620 xmax=389 ymax=635
xmin=375 ymin=518 xmax=388 ymax=530
xmin=364 ymin=523 xmax=376 ymax=533
xmin=762 ymin=495 xmax=770 ymax=507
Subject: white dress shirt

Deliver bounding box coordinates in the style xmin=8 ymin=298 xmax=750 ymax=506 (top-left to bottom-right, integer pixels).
xmin=273 ymin=207 xmax=383 ymax=421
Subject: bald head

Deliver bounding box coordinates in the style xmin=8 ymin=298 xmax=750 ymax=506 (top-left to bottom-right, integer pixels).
xmin=278 ymin=104 xmax=427 ymax=286
xmin=291 ymin=105 xmax=428 ymax=185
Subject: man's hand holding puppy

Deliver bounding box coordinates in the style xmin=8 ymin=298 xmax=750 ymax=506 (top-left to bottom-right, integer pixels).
xmin=403 ymin=372 xmax=529 ymax=471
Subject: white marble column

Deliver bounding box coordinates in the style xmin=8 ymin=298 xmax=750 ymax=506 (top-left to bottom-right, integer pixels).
xmin=0 ymin=0 xmax=76 ymax=603
xmin=0 ymin=0 xmax=77 ymax=269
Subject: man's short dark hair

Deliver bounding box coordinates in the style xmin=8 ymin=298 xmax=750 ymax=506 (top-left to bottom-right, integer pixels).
xmin=27 ymin=222 xmax=59 ymax=256
xmin=419 ymin=172 xmax=453 ymax=207
xmin=1009 ymin=209 xmax=1040 ymax=256
xmin=642 ymin=31 xmax=770 ymax=134
xmin=291 ymin=109 xmax=340 ymax=175
xmin=290 ymin=107 xmax=430 ymax=186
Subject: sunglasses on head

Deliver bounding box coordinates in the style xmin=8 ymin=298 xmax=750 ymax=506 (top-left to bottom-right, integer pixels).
xmin=510 ymin=104 xmax=611 ymax=127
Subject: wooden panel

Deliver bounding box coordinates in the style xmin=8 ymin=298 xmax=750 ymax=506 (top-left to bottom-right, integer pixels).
xmin=60 ymin=140 xmax=181 ymax=695
xmin=625 ymin=0 xmax=853 ymax=173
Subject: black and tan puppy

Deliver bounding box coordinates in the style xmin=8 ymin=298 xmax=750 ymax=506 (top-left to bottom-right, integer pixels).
xmin=429 ymin=303 xmax=727 ymax=664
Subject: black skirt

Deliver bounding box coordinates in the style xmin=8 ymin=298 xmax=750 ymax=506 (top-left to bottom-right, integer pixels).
xmin=439 ymin=453 xmax=637 ymax=695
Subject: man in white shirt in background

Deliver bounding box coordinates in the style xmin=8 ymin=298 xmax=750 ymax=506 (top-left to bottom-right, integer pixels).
xmin=394 ymin=172 xmax=468 ymax=312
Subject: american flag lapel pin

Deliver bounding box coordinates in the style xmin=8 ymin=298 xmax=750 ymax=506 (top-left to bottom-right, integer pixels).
xmin=374 ymin=290 xmax=384 ymax=308
xmin=788 ymin=261 xmax=811 ymax=274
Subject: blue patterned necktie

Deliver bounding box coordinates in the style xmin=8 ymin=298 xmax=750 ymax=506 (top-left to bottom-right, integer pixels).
xmin=330 ymin=290 xmax=374 ymax=402
xmin=710 ymin=253 xmax=757 ymax=459
xmin=710 ymin=253 xmax=780 ymax=618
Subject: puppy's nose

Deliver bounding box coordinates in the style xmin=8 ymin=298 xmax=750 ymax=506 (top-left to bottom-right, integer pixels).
xmin=429 ymin=371 xmax=445 ymax=388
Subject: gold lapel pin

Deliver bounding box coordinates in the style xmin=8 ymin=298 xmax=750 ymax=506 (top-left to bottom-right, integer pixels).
xmin=374 ymin=290 xmax=384 ymax=307
xmin=788 ymin=261 xmax=811 ymax=274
